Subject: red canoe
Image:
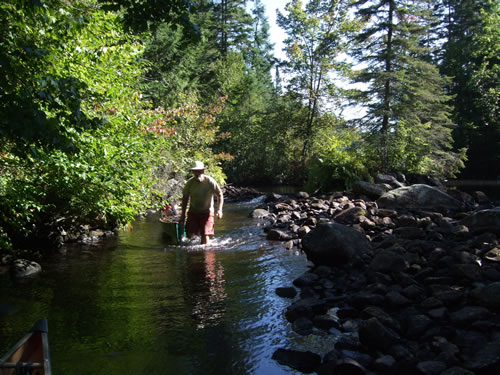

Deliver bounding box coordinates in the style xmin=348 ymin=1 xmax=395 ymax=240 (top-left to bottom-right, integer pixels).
xmin=0 ymin=319 xmax=52 ymax=375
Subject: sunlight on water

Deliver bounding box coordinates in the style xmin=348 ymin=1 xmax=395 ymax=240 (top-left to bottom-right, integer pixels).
xmin=0 ymin=202 xmax=318 ymax=375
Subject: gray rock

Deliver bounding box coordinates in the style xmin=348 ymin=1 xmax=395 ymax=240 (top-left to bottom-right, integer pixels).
xmin=302 ymin=223 xmax=372 ymax=267
xmin=359 ymin=317 xmax=401 ymax=350
xmin=362 ymin=306 xmax=401 ymax=331
xmin=249 ymin=208 xmax=270 ymax=218
xmin=334 ymin=206 xmax=367 ymax=224
xmin=472 ymin=281 xmax=500 ymax=312
xmin=375 ymin=174 xmax=405 ymax=188
xmin=377 ymin=184 xmax=462 ymax=211
xmin=440 ymin=367 xmax=474 ymax=375
xmin=266 ymin=229 xmax=292 ymax=241
xmin=352 ymin=181 xmax=389 ymax=200
xmin=461 ymin=207 xmax=500 ymax=234
xmin=405 ymin=314 xmax=433 ymax=337
xmin=416 ymin=360 xmax=447 ymax=375
xmin=374 ymin=355 xmax=396 ymax=372
xmin=465 ymin=340 xmax=500 ymax=372
xmin=297 ymin=226 xmax=311 ymax=237
xmin=334 ymin=358 xmax=368 ymax=375
xmin=484 ymin=247 xmax=500 ymax=262
xmin=296 ymin=191 xmax=310 ymax=199
xmin=370 ymin=249 xmax=408 ymax=273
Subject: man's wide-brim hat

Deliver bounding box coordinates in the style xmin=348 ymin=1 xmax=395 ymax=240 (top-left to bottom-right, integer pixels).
xmin=189 ymin=161 xmax=205 ymax=171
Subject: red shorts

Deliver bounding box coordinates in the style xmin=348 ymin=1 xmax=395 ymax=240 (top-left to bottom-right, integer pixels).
xmin=186 ymin=212 xmax=215 ymax=237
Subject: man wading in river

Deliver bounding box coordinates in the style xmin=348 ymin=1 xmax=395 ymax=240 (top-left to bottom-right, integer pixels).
xmin=180 ymin=161 xmax=224 ymax=245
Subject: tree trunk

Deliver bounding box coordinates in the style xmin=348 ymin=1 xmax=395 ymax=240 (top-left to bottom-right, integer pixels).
xmin=381 ymin=0 xmax=394 ymax=171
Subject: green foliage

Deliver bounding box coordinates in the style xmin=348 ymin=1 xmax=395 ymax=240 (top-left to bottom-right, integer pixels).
xmin=305 ymin=125 xmax=369 ymax=191
xmin=0 ymin=1 xmax=183 ymax=248
xmin=277 ymin=0 xmax=358 ymax=160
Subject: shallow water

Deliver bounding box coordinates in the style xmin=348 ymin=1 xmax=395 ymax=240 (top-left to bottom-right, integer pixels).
xmin=0 ymin=199 xmax=335 ymax=374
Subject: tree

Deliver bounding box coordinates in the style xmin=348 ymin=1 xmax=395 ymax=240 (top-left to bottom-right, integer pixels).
xmin=349 ymin=0 xmax=462 ymax=176
xmin=277 ymin=0 xmax=355 ymax=163
xmin=98 ymin=0 xmax=196 ymax=35
xmin=439 ymin=0 xmax=500 ymax=179
xmin=214 ymin=0 xmax=253 ymax=55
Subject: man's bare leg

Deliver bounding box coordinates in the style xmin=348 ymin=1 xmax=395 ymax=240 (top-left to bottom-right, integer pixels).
xmin=201 ymin=235 xmax=210 ymax=245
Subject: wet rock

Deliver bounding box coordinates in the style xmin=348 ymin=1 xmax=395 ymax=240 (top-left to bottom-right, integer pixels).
xmin=265 ymin=193 xmax=282 ymax=203
xmin=249 ymin=208 xmax=270 ymax=218
xmin=266 ymin=229 xmax=292 ymax=241
xmin=302 ymin=223 xmax=372 ymax=267
xmin=293 ymin=272 xmax=320 ymax=287
xmin=312 ymin=316 xmax=340 ymax=330
xmin=292 ymin=316 xmax=313 ymax=335
xmin=272 ymin=348 xmax=321 ymax=373
xmin=10 ymin=259 xmax=42 ymax=277
xmin=285 ymin=298 xmax=328 ymax=322
xmin=275 ymin=287 xmax=297 ymax=298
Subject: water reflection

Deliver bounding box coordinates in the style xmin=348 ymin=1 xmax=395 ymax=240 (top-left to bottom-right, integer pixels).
xmin=0 ymin=202 xmax=311 ymax=375
xmin=187 ymin=250 xmax=227 ymax=329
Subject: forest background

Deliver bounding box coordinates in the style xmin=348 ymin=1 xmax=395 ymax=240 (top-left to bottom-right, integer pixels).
xmin=0 ymin=0 xmax=498 ymax=251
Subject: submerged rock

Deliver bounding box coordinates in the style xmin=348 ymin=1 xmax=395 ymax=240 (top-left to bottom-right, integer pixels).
xmin=10 ymin=259 xmax=42 ymax=277
xmin=272 ymin=348 xmax=321 ymax=373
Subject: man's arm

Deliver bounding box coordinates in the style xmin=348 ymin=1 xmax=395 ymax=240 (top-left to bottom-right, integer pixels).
xmin=216 ymin=185 xmax=223 ymax=219
xmin=180 ymin=194 xmax=189 ymax=222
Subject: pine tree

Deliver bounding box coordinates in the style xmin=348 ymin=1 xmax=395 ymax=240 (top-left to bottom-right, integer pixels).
xmin=214 ymin=0 xmax=253 ymax=55
xmin=439 ymin=0 xmax=500 ymax=179
xmin=350 ymin=0 xmax=462 ymax=176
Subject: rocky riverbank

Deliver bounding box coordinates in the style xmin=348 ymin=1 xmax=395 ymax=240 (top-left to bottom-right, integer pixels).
xmin=248 ymin=177 xmax=500 ymax=374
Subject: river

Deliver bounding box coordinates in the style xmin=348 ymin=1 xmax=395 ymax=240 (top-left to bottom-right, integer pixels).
xmin=0 ymin=198 xmax=330 ymax=374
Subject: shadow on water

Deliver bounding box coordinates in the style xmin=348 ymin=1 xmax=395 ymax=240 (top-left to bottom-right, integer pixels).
xmin=0 ymin=200 xmax=333 ymax=375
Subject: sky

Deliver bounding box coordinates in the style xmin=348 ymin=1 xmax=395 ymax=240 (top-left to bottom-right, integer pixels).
xmin=254 ymin=0 xmax=365 ymax=120
xmin=259 ymin=0 xmax=289 ymax=60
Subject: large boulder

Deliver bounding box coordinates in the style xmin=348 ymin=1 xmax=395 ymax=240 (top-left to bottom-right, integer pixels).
xmin=301 ymin=223 xmax=372 ymax=267
xmin=376 ymin=184 xmax=462 ymax=211
xmin=461 ymin=207 xmax=500 ymax=234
